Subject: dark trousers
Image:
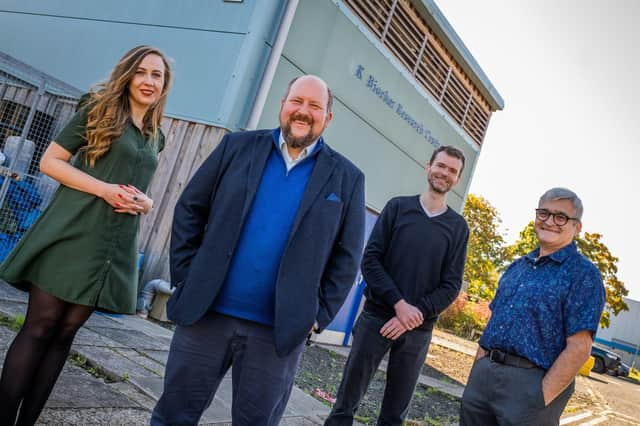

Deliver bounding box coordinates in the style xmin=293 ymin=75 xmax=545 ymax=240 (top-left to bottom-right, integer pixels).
xmin=325 ymin=311 xmax=433 ymax=426
xmin=151 ymin=311 xmax=305 ymax=426
xmin=460 ymin=356 xmax=574 ymax=426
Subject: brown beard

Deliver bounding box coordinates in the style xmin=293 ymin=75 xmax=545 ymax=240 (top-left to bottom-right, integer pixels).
xmin=428 ymin=174 xmax=451 ymax=194
xmin=281 ymin=113 xmax=318 ymax=149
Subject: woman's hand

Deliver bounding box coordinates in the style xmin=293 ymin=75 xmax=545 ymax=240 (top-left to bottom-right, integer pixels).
xmin=99 ymin=183 xmax=132 ymax=209
xmin=115 ymin=184 xmax=153 ymax=215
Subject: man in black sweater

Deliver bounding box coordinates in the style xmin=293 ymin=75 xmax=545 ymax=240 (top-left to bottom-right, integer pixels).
xmin=325 ymin=145 xmax=470 ymax=426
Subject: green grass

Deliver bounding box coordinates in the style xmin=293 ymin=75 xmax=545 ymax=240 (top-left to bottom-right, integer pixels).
xmin=0 ymin=314 xmax=24 ymax=332
xmin=353 ymin=415 xmax=370 ymax=424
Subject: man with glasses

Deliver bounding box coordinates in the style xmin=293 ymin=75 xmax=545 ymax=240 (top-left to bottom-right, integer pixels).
xmin=460 ymin=187 xmax=605 ymax=426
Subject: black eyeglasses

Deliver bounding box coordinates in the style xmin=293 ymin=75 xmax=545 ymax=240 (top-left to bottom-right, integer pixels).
xmin=535 ymin=208 xmax=580 ymax=226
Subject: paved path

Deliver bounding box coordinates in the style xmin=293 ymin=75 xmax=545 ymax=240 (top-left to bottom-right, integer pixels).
xmin=0 ymin=281 xmax=329 ymax=425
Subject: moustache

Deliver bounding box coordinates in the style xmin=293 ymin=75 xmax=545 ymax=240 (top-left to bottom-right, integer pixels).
xmin=289 ymin=113 xmax=313 ymax=125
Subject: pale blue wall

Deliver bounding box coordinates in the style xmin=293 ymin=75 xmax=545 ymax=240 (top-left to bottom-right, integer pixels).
xmin=1 ymin=0 xmax=497 ymax=211
xmin=257 ymin=0 xmax=479 ymax=212
xmin=0 ymin=0 xmax=287 ymax=129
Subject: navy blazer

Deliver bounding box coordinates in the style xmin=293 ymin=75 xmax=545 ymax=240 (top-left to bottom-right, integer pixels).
xmin=167 ymin=129 xmax=366 ymax=356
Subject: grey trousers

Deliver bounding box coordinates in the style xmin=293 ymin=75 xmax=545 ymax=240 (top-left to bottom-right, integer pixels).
xmin=460 ymin=356 xmax=574 ymax=426
xmin=150 ymin=311 xmax=305 ymax=426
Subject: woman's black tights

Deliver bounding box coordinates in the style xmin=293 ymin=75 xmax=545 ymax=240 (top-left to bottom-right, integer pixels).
xmin=0 ymin=285 xmax=93 ymax=425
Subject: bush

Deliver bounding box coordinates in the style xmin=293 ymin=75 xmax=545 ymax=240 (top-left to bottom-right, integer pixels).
xmin=437 ymin=292 xmax=490 ymax=340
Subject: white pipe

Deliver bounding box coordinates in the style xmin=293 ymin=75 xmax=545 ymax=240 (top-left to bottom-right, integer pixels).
xmin=136 ymin=279 xmax=174 ymax=317
xmin=246 ymin=0 xmax=300 ymax=130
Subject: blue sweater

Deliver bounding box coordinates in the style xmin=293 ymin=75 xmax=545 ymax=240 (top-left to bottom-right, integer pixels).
xmin=211 ymin=131 xmax=320 ymax=325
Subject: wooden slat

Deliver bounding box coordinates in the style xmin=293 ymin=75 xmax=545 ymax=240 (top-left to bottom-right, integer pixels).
xmin=344 ymin=0 xmax=495 ymax=146
xmin=138 ymin=117 xmax=227 ymax=284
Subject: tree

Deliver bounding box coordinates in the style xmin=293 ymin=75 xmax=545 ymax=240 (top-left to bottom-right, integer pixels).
xmin=462 ymin=194 xmax=506 ymax=300
xmin=505 ymin=221 xmax=629 ymax=327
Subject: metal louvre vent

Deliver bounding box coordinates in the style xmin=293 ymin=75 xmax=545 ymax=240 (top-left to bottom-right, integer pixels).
xmin=344 ymin=0 xmax=492 ymax=145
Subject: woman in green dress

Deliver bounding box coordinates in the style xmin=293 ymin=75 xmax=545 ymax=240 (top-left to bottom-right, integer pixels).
xmin=0 ymin=45 xmax=172 ymax=425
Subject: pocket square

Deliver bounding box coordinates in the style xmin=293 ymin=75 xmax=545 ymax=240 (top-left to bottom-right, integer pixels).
xmin=326 ymin=192 xmax=341 ymax=202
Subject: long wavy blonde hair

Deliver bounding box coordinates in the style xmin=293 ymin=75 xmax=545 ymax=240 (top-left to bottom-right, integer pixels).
xmin=82 ymin=45 xmax=172 ymax=167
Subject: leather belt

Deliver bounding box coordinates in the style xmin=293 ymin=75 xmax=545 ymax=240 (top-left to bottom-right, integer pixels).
xmin=485 ymin=348 xmax=538 ymax=369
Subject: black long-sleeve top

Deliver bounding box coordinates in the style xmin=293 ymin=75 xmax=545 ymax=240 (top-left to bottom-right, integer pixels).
xmin=362 ymin=195 xmax=469 ymax=326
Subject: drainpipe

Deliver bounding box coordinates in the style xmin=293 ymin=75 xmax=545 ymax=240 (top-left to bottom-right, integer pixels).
xmin=246 ymin=0 xmax=299 ymax=130
xmin=136 ymin=279 xmax=174 ymax=318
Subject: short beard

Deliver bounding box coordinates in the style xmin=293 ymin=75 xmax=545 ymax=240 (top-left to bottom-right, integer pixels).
xmin=281 ymin=125 xmax=316 ymax=149
xmin=428 ymin=176 xmax=450 ymax=194
xmin=281 ymin=112 xmax=318 ymax=149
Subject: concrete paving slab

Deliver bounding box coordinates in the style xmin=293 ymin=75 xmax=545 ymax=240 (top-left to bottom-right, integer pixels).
xmin=60 ymin=363 xmax=94 ymax=377
xmin=144 ymin=349 xmax=170 ymax=365
xmin=115 ymin=348 xmax=166 ymax=376
xmin=0 ymin=325 xmax=16 ymax=347
xmin=0 ymin=281 xmax=28 ymax=302
xmin=117 ymin=314 xmax=175 ymax=339
xmin=126 ymin=375 xmax=165 ymax=401
xmin=84 ymin=312 xmax=129 ymax=329
xmin=110 ymin=381 xmax=158 ymax=412
xmin=85 ymin=326 xmax=171 ymax=351
xmin=432 ymin=335 xmax=477 ymax=357
xmin=0 ymin=299 xmax=27 ymax=318
xmin=73 ymin=327 xmax=129 ymax=348
xmin=73 ymin=345 xmax=161 ymax=380
xmin=199 ymin=396 xmax=233 ymax=424
xmin=46 ymin=372 xmax=137 ymax=409
xmin=284 ymin=387 xmax=331 ymax=416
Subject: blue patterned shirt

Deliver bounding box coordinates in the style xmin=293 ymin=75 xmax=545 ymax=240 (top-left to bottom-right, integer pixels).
xmin=479 ymin=241 xmax=605 ymax=369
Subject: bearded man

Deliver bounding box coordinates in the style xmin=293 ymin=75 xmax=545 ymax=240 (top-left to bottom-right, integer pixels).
xmin=325 ymin=145 xmax=469 ymax=426
xmin=152 ymin=75 xmax=365 ymax=426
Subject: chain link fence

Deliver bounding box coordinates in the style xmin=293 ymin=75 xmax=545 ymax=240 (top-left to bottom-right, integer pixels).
xmin=0 ymin=52 xmax=80 ymax=260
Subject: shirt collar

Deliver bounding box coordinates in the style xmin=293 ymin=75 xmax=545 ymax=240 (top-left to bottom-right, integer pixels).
xmin=272 ymin=128 xmax=323 ymax=158
xmin=525 ymin=240 xmax=577 ymax=264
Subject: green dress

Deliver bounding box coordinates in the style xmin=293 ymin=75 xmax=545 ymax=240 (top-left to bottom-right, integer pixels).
xmin=0 ymin=108 xmax=164 ymax=313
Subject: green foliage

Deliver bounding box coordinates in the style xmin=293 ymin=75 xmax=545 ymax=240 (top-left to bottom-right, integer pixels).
xmin=462 ymin=194 xmax=507 ymax=300
xmin=503 ymin=221 xmax=537 ymax=263
xmin=505 ymin=222 xmax=629 ymax=328
xmin=437 ymin=292 xmax=491 ymax=340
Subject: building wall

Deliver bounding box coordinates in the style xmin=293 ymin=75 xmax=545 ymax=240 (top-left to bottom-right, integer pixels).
xmin=0 ymin=0 xmax=286 ymax=129
xmin=1 ymin=0 xmax=501 ymax=305
xmin=596 ymin=298 xmax=640 ymax=364
xmin=257 ymin=0 xmax=479 ymax=212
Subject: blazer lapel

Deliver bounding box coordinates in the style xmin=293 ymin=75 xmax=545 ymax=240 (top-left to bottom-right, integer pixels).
xmin=289 ymin=146 xmax=337 ymax=238
xmin=240 ymin=134 xmax=273 ymax=223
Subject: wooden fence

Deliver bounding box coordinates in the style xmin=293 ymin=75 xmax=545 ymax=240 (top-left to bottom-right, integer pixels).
xmin=138 ymin=117 xmax=227 ymax=286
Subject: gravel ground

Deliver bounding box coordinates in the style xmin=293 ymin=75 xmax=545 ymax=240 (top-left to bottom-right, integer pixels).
xmin=37 ymin=408 xmax=151 ymax=425
xmin=295 ymin=344 xmax=460 ymax=426
xmin=421 ymin=343 xmax=597 ymax=415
